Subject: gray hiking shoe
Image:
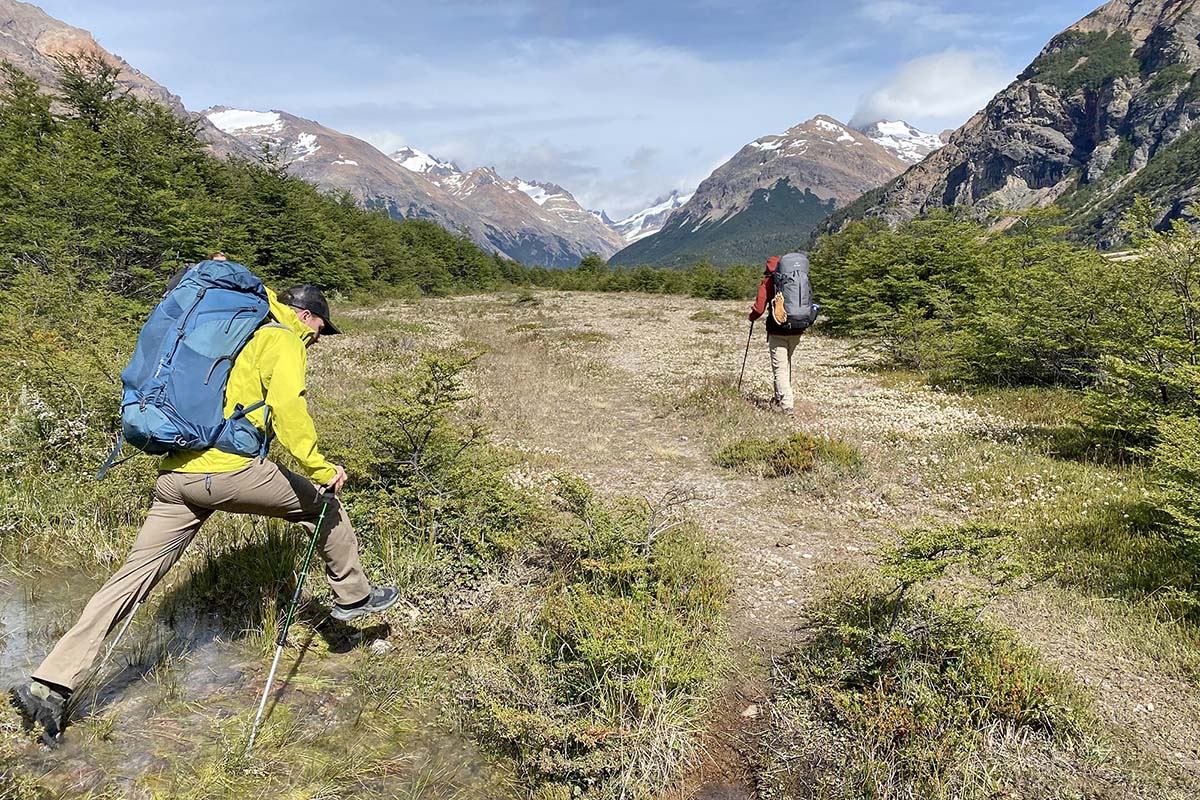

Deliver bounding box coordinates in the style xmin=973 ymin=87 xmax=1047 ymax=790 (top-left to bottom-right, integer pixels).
xmin=331 ymin=586 xmax=400 ymax=622
xmin=10 ymin=681 xmax=66 ymax=748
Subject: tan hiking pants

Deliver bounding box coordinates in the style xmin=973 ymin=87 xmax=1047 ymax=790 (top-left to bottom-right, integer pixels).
xmin=34 ymin=460 xmax=370 ymax=690
xmin=768 ymin=334 xmax=802 ymax=410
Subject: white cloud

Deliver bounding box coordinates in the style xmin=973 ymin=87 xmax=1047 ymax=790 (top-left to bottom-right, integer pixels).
xmin=858 ymin=0 xmax=973 ymax=33
xmin=321 ymin=36 xmax=854 ymax=218
xmin=851 ymin=49 xmax=1013 ymax=129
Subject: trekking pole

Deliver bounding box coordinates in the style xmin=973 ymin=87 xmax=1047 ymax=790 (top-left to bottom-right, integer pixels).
xmin=737 ymin=320 xmax=755 ymax=393
xmin=246 ymin=490 xmax=332 ymax=753
xmin=82 ymin=598 xmax=144 ymax=716
xmin=103 ymin=600 xmax=142 ymax=664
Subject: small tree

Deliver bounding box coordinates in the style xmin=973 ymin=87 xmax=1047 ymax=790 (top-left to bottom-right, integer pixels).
xmin=576 ymin=252 xmax=608 ymax=274
xmin=1087 ymin=197 xmax=1200 ymax=445
xmin=54 ymin=52 xmax=124 ymax=131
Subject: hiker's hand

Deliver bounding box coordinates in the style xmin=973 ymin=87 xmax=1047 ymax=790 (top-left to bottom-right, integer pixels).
xmin=326 ymin=465 xmax=348 ymax=494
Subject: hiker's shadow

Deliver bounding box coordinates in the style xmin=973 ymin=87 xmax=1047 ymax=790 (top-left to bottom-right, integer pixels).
xmin=76 ymin=534 xmax=390 ymax=717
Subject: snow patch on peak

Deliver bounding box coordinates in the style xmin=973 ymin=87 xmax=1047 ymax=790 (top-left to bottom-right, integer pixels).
xmin=855 ymin=119 xmax=944 ymax=165
xmin=391 ymin=146 xmax=459 ymax=175
xmin=874 ymin=120 xmax=914 ymax=137
xmin=612 ymin=189 xmax=694 ymax=244
xmin=292 ymin=132 xmax=319 ymax=160
xmin=749 ymin=138 xmax=784 ymax=151
xmin=809 ymin=117 xmax=856 ymax=143
xmin=207 ymin=109 xmax=282 ymax=133
xmin=516 ymin=179 xmax=564 ymax=206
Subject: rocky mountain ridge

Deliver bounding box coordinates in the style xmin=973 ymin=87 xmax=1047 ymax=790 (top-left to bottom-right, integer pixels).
xmin=389 ymin=149 xmax=625 ymax=261
xmin=610 ymin=115 xmax=937 ymax=266
xmin=204 ymin=105 xmax=629 ymax=268
xmin=205 ymin=107 xmax=490 ymax=248
xmin=0 ymin=0 xmax=250 ymax=158
xmin=828 ymin=0 xmax=1200 ymax=247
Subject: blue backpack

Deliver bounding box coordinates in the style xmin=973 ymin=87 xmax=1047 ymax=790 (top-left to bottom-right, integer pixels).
xmin=98 ymin=260 xmax=275 ymax=477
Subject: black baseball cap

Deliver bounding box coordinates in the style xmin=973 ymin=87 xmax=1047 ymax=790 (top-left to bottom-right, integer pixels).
xmin=279 ymin=284 xmax=341 ymax=335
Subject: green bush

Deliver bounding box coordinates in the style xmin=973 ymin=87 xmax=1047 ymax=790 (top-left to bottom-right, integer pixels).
xmin=812 ymin=209 xmax=1110 ymax=385
xmin=714 ymin=433 xmax=862 ymax=477
xmin=1151 ymin=414 xmax=1200 ymax=560
xmin=465 ymin=477 xmax=729 ymax=797
xmin=339 ymin=355 xmax=534 ymax=593
xmin=758 ymin=523 xmax=1093 ymax=797
xmin=1084 ymin=199 xmax=1200 ymax=449
xmin=762 ymin=573 xmax=1091 ymax=799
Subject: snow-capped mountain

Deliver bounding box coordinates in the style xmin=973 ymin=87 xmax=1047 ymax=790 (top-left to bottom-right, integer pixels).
xmin=389 ymin=146 xmax=461 ymax=177
xmin=854 ymin=120 xmax=945 ymax=165
xmin=612 ymin=191 xmax=694 ymax=245
xmin=206 ymin=108 xmax=621 ymax=267
xmin=205 ymin=106 xmax=494 ymax=251
xmin=610 ymin=115 xmax=909 ymax=267
xmin=517 ymin=178 xmax=623 ymax=239
xmin=384 ymin=145 xmax=625 ymax=263
xmin=421 ymin=167 xmax=625 ymax=264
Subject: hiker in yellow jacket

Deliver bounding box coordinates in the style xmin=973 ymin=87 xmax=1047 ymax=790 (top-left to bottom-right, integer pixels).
xmin=11 ymin=284 xmax=398 ymax=747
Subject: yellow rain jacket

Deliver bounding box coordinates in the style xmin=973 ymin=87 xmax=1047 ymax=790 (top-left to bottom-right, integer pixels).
xmin=160 ymin=289 xmax=338 ymax=485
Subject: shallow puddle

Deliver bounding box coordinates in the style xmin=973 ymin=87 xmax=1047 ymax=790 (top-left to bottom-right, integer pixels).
xmin=1 ymin=569 xmax=516 ymax=798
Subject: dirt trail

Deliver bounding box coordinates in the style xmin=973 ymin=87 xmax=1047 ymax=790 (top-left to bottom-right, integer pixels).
xmin=348 ymin=292 xmax=990 ymax=649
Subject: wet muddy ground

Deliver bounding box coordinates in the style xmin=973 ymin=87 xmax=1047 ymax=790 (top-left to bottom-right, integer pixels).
xmin=1 ymin=569 xmax=512 ymax=798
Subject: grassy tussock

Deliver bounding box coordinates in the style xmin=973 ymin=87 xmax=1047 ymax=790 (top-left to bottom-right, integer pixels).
xmin=760 ymin=568 xmax=1094 ymax=799
xmin=464 ymin=476 xmax=729 ymax=798
xmin=714 ymin=433 xmax=862 ymax=477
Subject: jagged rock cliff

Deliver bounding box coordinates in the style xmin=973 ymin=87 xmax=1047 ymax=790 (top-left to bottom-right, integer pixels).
xmin=828 ymin=0 xmax=1200 ymax=248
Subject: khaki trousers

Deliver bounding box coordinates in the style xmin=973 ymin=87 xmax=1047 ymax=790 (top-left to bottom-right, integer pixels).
xmin=34 ymin=460 xmax=370 ymax=690
xmin=768 ymin=334 xmax=802 ymax=410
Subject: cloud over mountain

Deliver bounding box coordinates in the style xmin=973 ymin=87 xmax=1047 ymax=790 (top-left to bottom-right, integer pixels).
xmin=851 ymin=49 xmax=1013 ymax=129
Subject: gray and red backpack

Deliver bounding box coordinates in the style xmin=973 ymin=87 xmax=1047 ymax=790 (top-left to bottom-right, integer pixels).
xmin=768 ymin=252 xmax=817 ymax=334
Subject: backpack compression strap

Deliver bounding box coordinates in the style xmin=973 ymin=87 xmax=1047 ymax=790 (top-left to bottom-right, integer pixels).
xmin=96 ymin=434 xmax=128 ymax=480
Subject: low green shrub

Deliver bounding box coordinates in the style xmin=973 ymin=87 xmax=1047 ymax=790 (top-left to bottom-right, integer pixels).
xmin=759 ymin=523 xmax=1092 ymax=798
xmin=336 ymin=354 xmax=536 ymax=597
xmin=714 ymin=432 xmax=862 ymax=477
xmin=762 ymin=573 xmax=1092 ymax=799
xmin=465 ymin=477 xmax=729 ymax=798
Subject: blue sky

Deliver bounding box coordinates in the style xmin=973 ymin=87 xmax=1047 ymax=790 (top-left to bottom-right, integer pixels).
xmin=37 ymin=0 xmax=1101 ymax=218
